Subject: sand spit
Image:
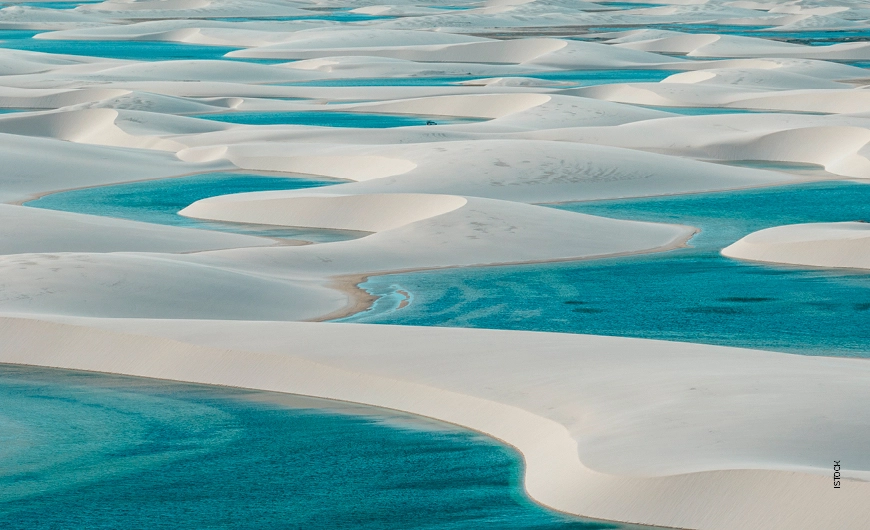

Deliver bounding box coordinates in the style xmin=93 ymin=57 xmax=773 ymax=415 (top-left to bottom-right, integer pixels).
xmin=723 ymin=221 xmax=870 ymax=270
xmin=2 ymin=316 xmax=869 ymax=530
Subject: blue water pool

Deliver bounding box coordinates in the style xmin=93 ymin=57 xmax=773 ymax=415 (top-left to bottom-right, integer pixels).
xmin=0 ymin=30 xmax=39 ymax=41
xmin=196 ymin=110 xmax=483 ymax=127
xmin=24 ymin=172 xmax=364 ymax=242
xmin=0 ymin=34 xmax=287 ymax=63
xmin=0 ymin=364 xmax=645 ymax=529
xmin=596 ymin=2 xmax=666 ymax=9
xmin=638 ymin=106 xmax=788 ymax=115
xmin=342 ymin=181 xmax=870 ymax=357
xmin=1 ymin=0 xmax=101 ymax=8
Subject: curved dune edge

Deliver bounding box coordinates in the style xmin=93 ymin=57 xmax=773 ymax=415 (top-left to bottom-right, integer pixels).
xmin=180 ymin=193 xmax=468 ymax=232
xmin=1 ymin=316 xmax=869 ymax=530
xmin=0 ymin=109 xmax=184 ymax=151
xmin=347 ymin=93 xmax=551 ymax=119
xmin=312 ymin=227 xmax=697 ymax=323
xmin=176 ymin=147 xmax=418 ymax=181
xmin=722 ymin=221 xmax=870 ymax=270
xmin=226 ymin=37 xmax=567 ymax=65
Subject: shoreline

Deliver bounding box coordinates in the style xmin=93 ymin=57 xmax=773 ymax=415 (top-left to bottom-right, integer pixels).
xmin=2 ymin=315 xmax=868 ymax=530
xmin=0 ymin=359 xmax=678 ymax=530
xmin=312 ymin=225 xmax=698 ymax=322
xmin=7 ymin=167 xmax=349 ymax=207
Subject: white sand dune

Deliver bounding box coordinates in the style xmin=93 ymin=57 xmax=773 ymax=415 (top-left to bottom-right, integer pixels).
xmin=2 ymin=315 xmax=868 ymax=530
xmin=528 ymin=40 xmax=682 ymax=69
xmin=0 ymin=108 xmax=184 ymax=150
xmin=0 ymin=252 xmax=346 ymax=320
xmin=229 ymin=36 xmax=567 ymax=64
xmin=4 ymin=1 xmax=870 ymax=527
xmin=347 ymin=93 xmax=550 ymax=119
xmin=527 ymin=115 xmax=870 ymax=179
xmin=0 ymin=87 xmax=130 ymax=109
xmin=181 ymin=192 xmax=468 ymax=232
xmin=0 ymin=133 xmax=211 ymax=203
xmin=575 ymin=81 xmax=870 ymax=114
xmin=613 ymin=31 xmax=870 ymax=60
xmin=723 ymin=221 xmax=870 ymax=270
xmin=0 ymin=204 xmax=272 ymax=254
xmin=0 ymin=196 xmax=692 ymax=320
xmin=0 ymin=48 xmax=114 ymax=76
xmin=288 ymin=139 xmax=797 ymax=203
xmin=178 ymin=146 xmax=418 ymax=180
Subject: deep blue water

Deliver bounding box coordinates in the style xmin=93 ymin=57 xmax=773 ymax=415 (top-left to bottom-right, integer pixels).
xmin=0 ymin=364 xmax=640 ymax=530
xmin=24 ymin=172 xmax=365 ymax=242
xmin=342 ymin=181 xmax=870 ymax=357
xmin=197 ymin=111 xmax=483 ymax=127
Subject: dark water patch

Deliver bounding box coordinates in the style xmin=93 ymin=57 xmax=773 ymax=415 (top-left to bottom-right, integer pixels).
xmin=685 ymin=306 xmax=742 ymax=315
xmin=718 ymin=297 xmax=775 ymax=303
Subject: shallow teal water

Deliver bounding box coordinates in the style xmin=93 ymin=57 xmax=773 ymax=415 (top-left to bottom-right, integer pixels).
xmin=197 ymin=111 xmax=483 ymax=127
xmin=342 ymin=181 xmax=870 ymax=357
xmin=1 ymin=0 xmax=101 ymax=8
xmin=0 ymin=364 xmax=641 ymax=529
xmin=24 ymin=172 xmax=365 ymax=242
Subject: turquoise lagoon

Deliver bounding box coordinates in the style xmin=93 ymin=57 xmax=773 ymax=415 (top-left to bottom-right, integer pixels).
xmin=343 ymin=181 xmax=870 ymax=357
xmin=24 ymin=172 xmax=365 ymax=242
xmin=0 ymin=364 xmax=644 ymax=530
xmin=0 ymin=31 xmax=284 ymax=62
